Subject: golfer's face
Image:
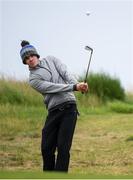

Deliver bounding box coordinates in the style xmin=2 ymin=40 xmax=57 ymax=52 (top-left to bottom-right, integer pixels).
xmin=25 ymin=55 xmax=39 ymax=68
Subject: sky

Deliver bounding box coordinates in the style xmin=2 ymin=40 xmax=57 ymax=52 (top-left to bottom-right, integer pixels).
xmin=0 ymin=0 xmax=133 ymax=90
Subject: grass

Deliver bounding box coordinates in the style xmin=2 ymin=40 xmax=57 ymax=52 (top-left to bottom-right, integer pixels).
xmin=1 ymin=171 xmax=133 ymax=179
xmin=1 ymin=104 xmax=133 ymax=177
xmin=72 ymin=114 xmax=133 ymax=175
xmin=0 ymin=78 xmax=42 ymax=106
xmin=107 ymin=101 xmax=133 ymax=113
xmin=0 ymin=78 xmax=133 ymax=178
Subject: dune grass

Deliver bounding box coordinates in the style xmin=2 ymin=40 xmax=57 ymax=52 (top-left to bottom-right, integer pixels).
xmin=0 ymin=78 xmax=133 ymax=177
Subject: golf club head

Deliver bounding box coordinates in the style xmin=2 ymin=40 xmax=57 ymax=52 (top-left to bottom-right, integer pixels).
xmin=85 ymin=46 xmax=93 ymax=52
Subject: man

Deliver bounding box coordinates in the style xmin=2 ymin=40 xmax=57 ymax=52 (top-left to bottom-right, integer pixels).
xmin=20 ymin=40 xmax=88 ymax=172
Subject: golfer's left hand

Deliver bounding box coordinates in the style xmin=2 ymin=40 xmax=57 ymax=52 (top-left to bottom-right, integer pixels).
xmin=80 ymin=82 xmax=88 ymax=92
xmin=77 ymin=82 xmax=88 ymax=93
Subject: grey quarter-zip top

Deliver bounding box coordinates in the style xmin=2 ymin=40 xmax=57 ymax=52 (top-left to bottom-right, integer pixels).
xmin=29 ymin=56 xmax=78 ymax=110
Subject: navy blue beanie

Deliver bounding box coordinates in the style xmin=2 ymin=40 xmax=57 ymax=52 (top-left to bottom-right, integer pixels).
xmin=20 ymin=40 xmax=40 ymax=64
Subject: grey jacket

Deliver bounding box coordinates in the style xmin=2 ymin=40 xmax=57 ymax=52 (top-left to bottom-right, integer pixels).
xmin=29 ymin=56 xmax=78 ymax=110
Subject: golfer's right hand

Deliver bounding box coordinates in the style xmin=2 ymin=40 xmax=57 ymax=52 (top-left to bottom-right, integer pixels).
xmin=76 ymin=82 xmax=88 ymax=93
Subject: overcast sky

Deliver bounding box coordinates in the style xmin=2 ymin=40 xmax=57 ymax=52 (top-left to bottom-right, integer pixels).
xmin=1 ymin=0 xmax=133 ymax=90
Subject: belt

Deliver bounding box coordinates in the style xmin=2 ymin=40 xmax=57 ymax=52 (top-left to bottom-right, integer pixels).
xmin=58 ymin=103 xmax=76 ymax=111
xmin=49 ymin=102 xmax=76 ymax=112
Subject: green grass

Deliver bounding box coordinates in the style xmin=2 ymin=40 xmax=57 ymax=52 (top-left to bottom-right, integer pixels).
xmin=0 ymin=78 xmax=42 ymax=106
xmin=79 ymin=72 xmax=125 ymax=101
xmin=107 ymin=101 xmax=133 ymax=113
xmin=1 ymin=171 xmax=133 ymax=179
xmin=1 ymin=104 xmax=133 ymax=176
xmin=0 ymin=79 xmax=133 ymax=178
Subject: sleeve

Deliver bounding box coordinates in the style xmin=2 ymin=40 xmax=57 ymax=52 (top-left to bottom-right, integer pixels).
xmin=29 ymin=74 xmax=75 ymax=94
xmin=51 ymin=56 xmax=78 ymax=84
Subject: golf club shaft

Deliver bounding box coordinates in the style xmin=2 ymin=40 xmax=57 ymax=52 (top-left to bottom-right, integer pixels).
xmin=84 ymin=50 xmax=93 ymax=83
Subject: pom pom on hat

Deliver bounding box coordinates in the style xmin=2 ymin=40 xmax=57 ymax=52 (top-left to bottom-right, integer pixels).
xmin=21 ymin=40 xmax=30 ymax=47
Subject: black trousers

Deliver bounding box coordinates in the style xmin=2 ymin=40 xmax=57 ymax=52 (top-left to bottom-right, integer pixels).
xmin=41 ymin=104 xmax=78 ymax=172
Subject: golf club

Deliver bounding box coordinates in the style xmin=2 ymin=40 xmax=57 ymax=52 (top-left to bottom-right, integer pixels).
xmin=84 ymin=45 xmax=93 ymax=83
xmin=82 ymin=45 xmax=93 ymax=94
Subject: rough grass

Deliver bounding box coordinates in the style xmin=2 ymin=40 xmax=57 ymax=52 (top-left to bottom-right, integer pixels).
xmin=107 ymin=101 xmax=133 ymax=113
xmin=71 ymin=114 xmax=133 ymax=175
xmin=79 ymin=72 xmax=125 ymax=101
xmin=1 ymin=104 xmax=133 ymax=176
xmin=0 ymin=78 xmax=133 ymax=177
xmin=0 ymin=79 xmax=42 ymax=106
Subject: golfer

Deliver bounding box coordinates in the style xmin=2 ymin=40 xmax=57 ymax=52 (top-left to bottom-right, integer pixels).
xmin=20 ymin=40 xmax=88 ymax=172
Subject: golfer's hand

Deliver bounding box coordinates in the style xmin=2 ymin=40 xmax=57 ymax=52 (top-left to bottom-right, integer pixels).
xmin=76 ymin=82 xmax=88 ymax=93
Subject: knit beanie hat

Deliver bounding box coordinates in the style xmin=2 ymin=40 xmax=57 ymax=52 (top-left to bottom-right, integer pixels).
xmin=20 ymin=40 xmax=40 ymax=64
